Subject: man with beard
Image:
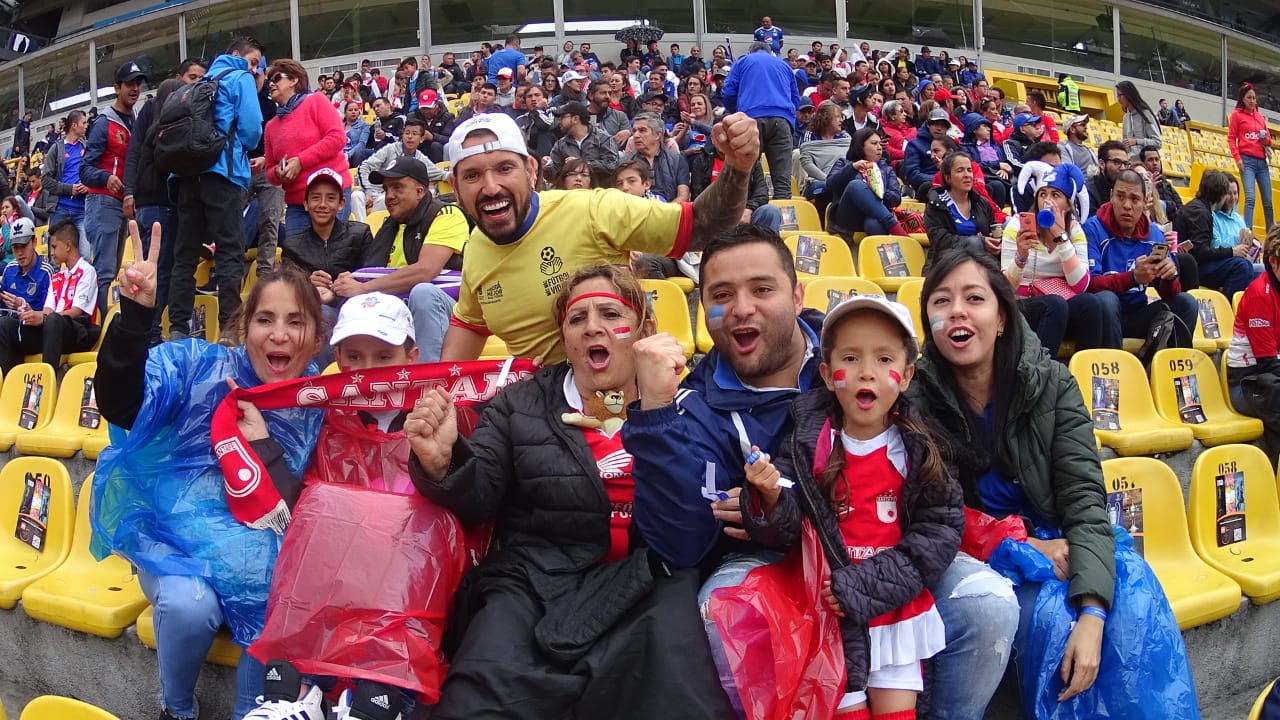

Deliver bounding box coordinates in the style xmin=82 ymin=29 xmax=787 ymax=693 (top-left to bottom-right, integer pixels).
xmin=439 ymin=111 xmax=760 ymax=363
xmin=1057 ymin=114 xmax=1098 ymax=177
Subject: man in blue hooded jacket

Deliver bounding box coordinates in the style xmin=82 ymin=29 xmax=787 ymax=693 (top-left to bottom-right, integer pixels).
xmin=623 ymin=223 xmax=1021 ymax=720
xmin=168 ymin=36 xmax=264 ymax=343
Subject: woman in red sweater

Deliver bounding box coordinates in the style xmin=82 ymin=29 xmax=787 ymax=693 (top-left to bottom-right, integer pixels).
xmin=1228 ymin=82 xmax=1274 ymax=231
xmin=264 ymin=58 xmax=351 ymax=244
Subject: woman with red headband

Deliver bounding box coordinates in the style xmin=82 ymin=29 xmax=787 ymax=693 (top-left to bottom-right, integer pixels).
xmin=404 ymin=263 xmax=735 ymax=719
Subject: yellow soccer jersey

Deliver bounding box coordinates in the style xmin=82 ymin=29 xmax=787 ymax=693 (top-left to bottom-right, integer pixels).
xmin=452 ymin=189 xmax=693 ymax=363
xmin=388 ymin=204 xmax=470 ymax=268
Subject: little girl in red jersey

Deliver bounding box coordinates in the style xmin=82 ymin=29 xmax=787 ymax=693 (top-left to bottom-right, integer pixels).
xmin=742 ymin=295 xmax=963 ymax=720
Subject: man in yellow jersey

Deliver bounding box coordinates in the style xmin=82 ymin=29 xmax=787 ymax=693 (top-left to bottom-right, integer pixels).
xmin=330 ymin=155 xmax=469 ymax=361
xmin=440 ymin=111 xmax=760 ymax=363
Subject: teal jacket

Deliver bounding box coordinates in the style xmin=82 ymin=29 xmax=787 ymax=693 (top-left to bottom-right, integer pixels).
xmin=907 ymin=323 xmax=1116 ymax=608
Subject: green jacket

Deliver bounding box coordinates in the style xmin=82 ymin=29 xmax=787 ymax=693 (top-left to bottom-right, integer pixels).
xmin=907 ymin=324 xmax=1115 ymax=608
xmin=1057 ymin=77 xmax=1081 ymax=112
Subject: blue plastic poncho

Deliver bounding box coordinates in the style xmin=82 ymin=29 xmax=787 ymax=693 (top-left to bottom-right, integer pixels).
xmin=90 ymin=340 xmax=323 ymax=647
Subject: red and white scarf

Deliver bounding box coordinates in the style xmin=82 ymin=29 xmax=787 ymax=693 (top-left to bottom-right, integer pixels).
xmin=212 ymin=359 xmax=535 ymax=533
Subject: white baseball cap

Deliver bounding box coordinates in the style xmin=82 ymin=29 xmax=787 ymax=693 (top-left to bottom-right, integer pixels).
xmin=821 ymin=294 xmax=919 ymax=358
xmin=446 ymin=112 xmax=530 ymax=165
xmin=330 ymin=292 xmax=416 ymax=348
xmin=560 ymin=69 xmax=587 ymax=83
xmin=8 ymin=217 xmax=35 ymax=244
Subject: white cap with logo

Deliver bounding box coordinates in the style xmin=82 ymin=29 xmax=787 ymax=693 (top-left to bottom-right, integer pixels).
xmin=821 ymin=294 xmax=919 ymax=358
xmin=330 ymin=292 xmax=416 ymax=347
xmin=446 ymin=112 xmax=530 ymax=165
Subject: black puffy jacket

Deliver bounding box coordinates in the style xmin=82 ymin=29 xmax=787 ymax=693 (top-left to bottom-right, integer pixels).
xmin=278 ymin=218 xmax=388 ymax=279
xmin=744 ymin=387 xmax=963 ymax=691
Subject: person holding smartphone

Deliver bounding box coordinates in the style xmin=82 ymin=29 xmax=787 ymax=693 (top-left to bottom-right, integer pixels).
xmin=0 ymin=219 xmax=54 ymax=318
xmin=1172 ymin=169 xmax=1260 ymax=297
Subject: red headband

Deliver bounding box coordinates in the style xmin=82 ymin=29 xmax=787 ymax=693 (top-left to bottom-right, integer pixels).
xmin=561 ymin=292 xmax=642 ymax=324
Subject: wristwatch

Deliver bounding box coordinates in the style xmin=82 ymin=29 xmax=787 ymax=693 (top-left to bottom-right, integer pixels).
xmin=1053 ymin=232 xmax=1070 ymax=245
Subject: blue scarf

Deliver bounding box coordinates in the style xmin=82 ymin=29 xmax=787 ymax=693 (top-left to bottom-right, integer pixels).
xmin=276 ymin=90 xmax=309 ymax=118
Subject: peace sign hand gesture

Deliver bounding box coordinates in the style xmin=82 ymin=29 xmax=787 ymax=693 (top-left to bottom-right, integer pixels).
xmin=120 ymin=220 xmax=162 ymax=308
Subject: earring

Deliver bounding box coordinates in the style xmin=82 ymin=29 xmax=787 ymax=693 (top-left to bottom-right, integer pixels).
xmin=997 ymin=329 xmax=1004 ymax=337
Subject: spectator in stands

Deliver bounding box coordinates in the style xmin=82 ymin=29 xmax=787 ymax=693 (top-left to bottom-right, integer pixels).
xmin=1057 ymin=114 xmax=1098 ymax=177
xmin=827 ymin=126 xmax=908 ymax=237
xmin=352 ymin=118 xmax=444 ymax=222
xmin=1172 ymin=169 xmax=1259 ymax=298
xmin=1003 ymin=112 xmax=1044 ymax=175
xmin=624 ymin=112 xmax=690 ymax=202
xmin=439 ymin=53 xmax=467 ymax=94
xmin=10 ymin=110 xmax=31 ymax=157
xmin=907 ymin=245 xmax=1113 ymax=717
xmin=669 ymin=43 xmax=685 ymax=69
xmin=914 ymin=45 xmax=941 ymax=77
xmin=905 ymin=108 xmax=953 ymax=199
xmin=960 ymin=59 xmax=985 ymax=86
xmin=0 ymin=219 xmax=52 ymax=320
xmin=1157 ymin=98 xmax=1181 ymax=128
xmin=457 ymin=83 xmax=500 ymax=122
xmin=926 ymin=151 xmax=1001 ymax=258
xmin=169 ymin=36 xmax=263 ymax=344
xmin=363 ymin=97 xmax=404 ymax=159
xmin=24 ymin=167 xmax=52 ymax=224
xmin=414 ymin=90 xmax=456 ymax=163
xmin=282 ymin=168 xmax=385 ymax=313
xmin=439 ymin=111 xmax=756 ymax=362
xmin=41 ymin=110 xmax=91 ymax=256
xmin=1083 ymin=168 xmax=1197 ymax=345
xmin=549 ymin=156 xmax=595 ymax=190
xmin=1140 ymin=147 xmax=1182 ymax=222
xmin=586 ymin=79 xmax=630 ymax=144
xmin=1227 ymin=226 xmax=1280 ymax=461
xmin=547 ymin=101 xmax=620 ymax=181
xmin=1115 ymin=80 xmax=1162 ymax=161
xmin=962 ymin=112 xmax=1012 ymax=208
xmin=262 ymin=59 xmax=351 ymax=245
xmin=753 ymin=15 xmax=784 ymax=54
xmin=842 ymin=85 xmax=881 ymax=135
xmin=879 ymin=99 xmax=912 ymax=167
xmin=680 ymin=45 xmax=705 ymax=78
xmin=516 ymin=84 xmax=557 ymax=160
xmin=0 ymin=219 xmax=97 ymax=373
xmin=1229 ymin=82 xmax=1274 ymax=231
xmin=342 ymin=101 xmax=370 ymax=162
xmin=409 ymin=263 xmax=733 ymax=719
xmin=493 ymin=68 xmax=517 ymax=109
xmin=797 ymin=102 xmax=849 ymax=211
xmin=723 ymin=41 xmax=800 ymax=200
xmin=1087 ymin=140 xmax=1128 ymax=215
xmin=1024 ymin=90 xmax=1058 ymax=143
xmin=82 ymin=60 xmax=144 ymax=313
xmin=553 ymin=70 xmax=588 ymax=108
xmin=486 ymin=35 xmax=526 ymax=84
xmin=123 ymin=79 xmax=184 ymax=345
xmin=1175 ymin=99 xmax=1191 ymax=125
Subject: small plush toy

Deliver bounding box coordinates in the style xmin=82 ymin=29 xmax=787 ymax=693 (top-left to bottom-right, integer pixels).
xmin=562 ymin=388 xmax=629 ymax=436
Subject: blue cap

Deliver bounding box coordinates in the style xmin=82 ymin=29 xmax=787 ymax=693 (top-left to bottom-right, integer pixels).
xmin=1012 ymin=113 xmax=1043 ymax=131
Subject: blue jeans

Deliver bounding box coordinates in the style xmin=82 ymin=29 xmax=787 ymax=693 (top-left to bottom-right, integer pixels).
xmin=1241 ymin=154 xmax=1273 ymax=230
xmin=833 ymin=177 xmax=897 ymax=235
xmin=84 ymin=193 xmax=125 ymax=313
xmin=135 ymin=205 xmax=178 ymax=342
xmin=49 ymin=208 xmax=89 ymax=259
xmin=697 ymin=550 xmax=787 ymax=717
xmin=137 ymin=571 xmax=264 ymax=720
xmin=1198 ymin=255 xmax=1258 ymax=297
xmin=749 ymin=204 xmax=782 ymax=233
xmin=407 ymin=283 xmax=456 ymax=362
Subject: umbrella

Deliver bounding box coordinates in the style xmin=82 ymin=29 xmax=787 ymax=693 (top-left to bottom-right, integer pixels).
xmin=615 ymin=23 xmax=665 ymax=44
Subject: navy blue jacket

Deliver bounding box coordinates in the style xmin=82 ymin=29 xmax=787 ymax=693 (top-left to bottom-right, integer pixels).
xmin=903 ymin=124 xmax=938 ymax=191
xmin=622 ymin=312 xmax=823 ymax=568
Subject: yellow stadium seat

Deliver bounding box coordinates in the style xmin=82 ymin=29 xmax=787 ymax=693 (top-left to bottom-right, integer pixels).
xmin=694 ymin=300 xmax=714 ymax=354
xmin=19 ymin=696 xmax=119 ymax=720
xmin=1066 ymin=350 xmax=1194 ymax=456
xmin=801 ymin=277 xmax=887 ymax=315
xmin=893 ymin=279 xmax=926 ymax=343
xmin=162 ymin=296 xmax=219 ymax=344
xmin=478 ymin=335 xmax=513 ymax=360
xmin=898 ymin=199 xmax=925 ymax=214
xmin=1100 ymin=457 xmax=1241 ymax=629
xmin=782 ymin=232 xmax=855 ymax=279
xmin=1188 ymin=444 xmax=1280 ymax=604
xmin=194 ymin=258 xmax=213 ymax=286
xmin=770 ymin=198 xmax=822 ymax=232
xmin=0 ymin=362 xmax=58 ymax=451
xmin=1149 ymin=348 xmax=1263 ymax=446
xmin=857 ymin=235 xmax=925 ymax=293
xmin=365 ymin=210 xmax=390 ymax=236
xmin=1188 ymin=288 xmax=1233 ymax=351
xmin=1233 ymin=290 xmax=1244 ymax=313
xmin=322 ymin=362 xmax=341 ymax=375
xmin=21 ymin=478 xmax=147 ymax=638
xmin=0 ymin=456 xmax=74 ymax=609
xmin=0 ymin=696 xmax=5 ymax=720
xmin=640 ymin=278 xmax=694 ymax=357
xmin=668 ymin=276 xmax=696 ymax=294
xmin=82 ymin=435 xmax=110 ymax=461
xmin=1249 ymin=680 xmax=1277 ymax=720
xmin=436 ymin=178 xmax=454 ymax=196
xmin=15 ymin=363 xmax=105 ymax=458
xmin=136 ymin=605 xmax=242 ymax=667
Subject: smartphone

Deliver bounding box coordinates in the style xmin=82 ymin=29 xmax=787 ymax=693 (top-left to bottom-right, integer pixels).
xmin=1019 ymin=212 xmax=1035 ymax=230
xmin=1147 ymin=243 xmax=1170 ymax=262
xmin=278 ymin=158 xmax=288 ymax=174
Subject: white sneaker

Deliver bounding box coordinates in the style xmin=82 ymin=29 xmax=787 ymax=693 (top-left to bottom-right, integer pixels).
xmin=243 ymin=684 xmax=326 ymax=720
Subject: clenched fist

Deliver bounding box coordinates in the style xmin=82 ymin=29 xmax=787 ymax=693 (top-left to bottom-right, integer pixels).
xmin=405 ymin=387 xmax=458 ymax=482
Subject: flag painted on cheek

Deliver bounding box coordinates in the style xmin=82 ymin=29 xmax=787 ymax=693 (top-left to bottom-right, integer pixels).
xmin=888 ymin=369 xmax=901 ymax=384
xmin=832 ymin=368 xmax=847 ymax=388
xmin=613 ymin=326 xmax=632 ymax=339
xmin=707 ymin=304 xmax=725 ymax=330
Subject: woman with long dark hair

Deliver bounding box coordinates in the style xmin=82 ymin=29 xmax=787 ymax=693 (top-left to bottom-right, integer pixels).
xmin=1229 ymin=82 xmax=1274 ymax=230
xmin=826 ymin=127 xmax=908 ymax=237
xmin=1115 ymin=80 xmax=1161 ymax=161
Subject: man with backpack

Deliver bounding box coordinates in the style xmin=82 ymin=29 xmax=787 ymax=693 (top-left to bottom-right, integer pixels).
xmin=158 ymin=36 xmax=265 ymax=343
xmin=82 ymin=60 xmax=144 ymax=314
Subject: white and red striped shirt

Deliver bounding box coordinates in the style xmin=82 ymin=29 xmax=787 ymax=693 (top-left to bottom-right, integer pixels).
xmin=45 ymin=257 xmax=97 ymax=317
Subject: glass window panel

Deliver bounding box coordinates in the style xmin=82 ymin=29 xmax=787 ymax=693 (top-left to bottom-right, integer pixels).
xmin=92 ymin=16 xmax=180 ymax=103
xmin=983 ymin=0 xmax=1112 ymax=73
xmin=0 ymin=66 xmax=17 ymax=132
xmin=560 ymin=5 xmax=694 ymax=38
xmin=1227 ymin=37 xmax=1280 ymax=115
xmin=705 ymin=0 xmax=834 ymax=38
xmin=299 ymin=0 xmax=421 ymax=60
xmin=21 ymin=41 xmax=92 ymax=119
xmin=429 ymin=0 xmax=553 ymax=47
xmin=1119 ymin=6 xmax=1220 ymax=99
xmin=184 ymin=0 xmax=292 ymax=65
xmin=852 ymin=0 xmax=976 ymax=53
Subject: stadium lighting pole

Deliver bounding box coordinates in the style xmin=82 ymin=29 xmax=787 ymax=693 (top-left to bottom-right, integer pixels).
xmin=290 ymin=0 xmax=301 ymax=61
xmin=178 ymin=12 xmax=187 ymax=61
xmin=15 ymin=63 xmax=22 ymax=117
xmin=974 ymin=0 xmax=983 ymax=68
xmin=1220 ymin=35 xmax=1228 ymax=126
xmin=88 ymin=39 xmax=98 ymax=105
xmin=419 ymin=0 xmax=431 ymax=55
xmin=836 ymin=0 xmax=847 ymax=48
xmin=553 ymin=0 xmax=565 ymax=51
xmin=1111 ymin=6 xmax=1120 ymax=79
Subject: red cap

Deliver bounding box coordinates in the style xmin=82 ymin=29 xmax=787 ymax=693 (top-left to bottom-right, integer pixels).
xmin=417 ymin=88 xmax=439 ymax=106
xmin=934 ymin=87 xmax=952 ymax=101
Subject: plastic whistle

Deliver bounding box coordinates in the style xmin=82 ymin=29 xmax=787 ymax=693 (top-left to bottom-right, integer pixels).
xmin=745 ymin=450 xmax=794 ymax=488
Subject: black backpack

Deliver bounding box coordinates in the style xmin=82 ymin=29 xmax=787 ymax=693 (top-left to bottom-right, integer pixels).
xmin=153 ymin=68 xmax=238 ymax=177
xmin=1134 ymin=307 xmax=1192 ymax=369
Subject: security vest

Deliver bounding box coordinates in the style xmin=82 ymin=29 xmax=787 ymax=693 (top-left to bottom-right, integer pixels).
xmin=1057 ymin=77 xmax=1081 ymax=112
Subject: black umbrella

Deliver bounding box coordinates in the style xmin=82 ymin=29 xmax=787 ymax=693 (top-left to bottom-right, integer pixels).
xmin=615 ymin=23 xmax=665 ymax=44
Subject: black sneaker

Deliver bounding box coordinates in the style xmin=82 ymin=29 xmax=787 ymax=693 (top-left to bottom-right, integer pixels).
xmin=196 ymin=279 xmax=218 ymax=296
xmin=348 ymin=680 xmax=403 ymax=720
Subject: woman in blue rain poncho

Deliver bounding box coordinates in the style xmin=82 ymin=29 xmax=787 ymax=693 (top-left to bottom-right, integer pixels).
xmin=89 ymin=222 xmax=325 ymax=720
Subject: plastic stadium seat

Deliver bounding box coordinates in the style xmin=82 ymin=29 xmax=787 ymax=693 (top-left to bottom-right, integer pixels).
xmin=1188 ymin=444 xmax=1280 ymax=604
xmin=19 ymin=696 xmax=120 ymax=720
xmin=1149 ymin=348 xmax=1263 ymax=446
xmin=1067 ymin=350 xmax=1194 ymax=456
xmin=1249 ymin=680 xmax=1277 ymax=720
xmin=135 ymin=605 xmax=242 ymax=668
xmin=0 ymin=362 xmax=58 ymax=451
xmin=1233 ymin=290 xmax=1244 ymax=313
xmin=322 ymin=362 xmax=341 ymax=375
xmin=667 ymin=275 xmax=696 ymax=294
xmin=478 ymin=335 xmax=513 ymax=360
xmin=0 ymin=456 xmax=74 ymax=609
xmin=1188 ymin=288 xmax=1233 ymax=351
xmin=801 ymin=277 xmax=886 ymax=315
xmin=781 ymin=232 xmax=855 ymax=279
xmin=15 ymin=363 xmax=105 ymax=458
xmin=1100 ymin=457 xmax=1241 ymax=629
xmin=857 ymin=235 xmax=925 ymax=293
xmin=640 ymin=279 xmax=694 ymax=357
xmin=21 ymin=478 xmax=147 ymax=638
xmin=162 ymin=296 xmax=219 ymax=344
xmin=365 ymin=210 xmax=391 ymax=236
xmin=693 ymin=300 xmax=713 ymax=354
xmin=82 ymin=434 xmax=110 ymax=461
xmin=770 ymin=198 xmax=822 ymax=231
xmin=893 ymin=279 xmax=926 ymax=343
